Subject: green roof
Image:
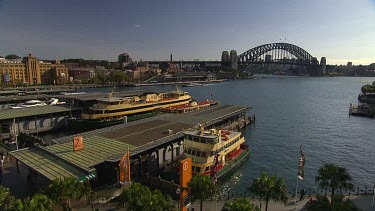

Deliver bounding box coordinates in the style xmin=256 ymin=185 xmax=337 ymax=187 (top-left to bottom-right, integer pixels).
xmin=11 ymin=145 xmax=95 ymax=181
xmin=0 ymin=105 xmax=82 ymax=121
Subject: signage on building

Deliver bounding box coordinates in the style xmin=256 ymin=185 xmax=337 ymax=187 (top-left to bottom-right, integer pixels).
xmin=179 ymin=158 xmax=192 ymax=211
xmin=119 ymin=148 xmax=131 ymax=185
xmin=73 ymin=136 xmax=84 ymax=151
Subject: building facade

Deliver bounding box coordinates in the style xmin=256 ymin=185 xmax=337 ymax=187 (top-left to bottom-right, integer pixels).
xmin=0 ymin=54 xmax=69 ymax=85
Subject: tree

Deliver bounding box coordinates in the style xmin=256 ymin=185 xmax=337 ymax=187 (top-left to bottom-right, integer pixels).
xmin=117 ymin=182 xmax=176 ymax=211
xmin=5 ymin=54 xmax=20 ymax=60
xmin=315 ymin=164 xmax=353 ymax=197
xmin=0 ymin=186 xmax=23 ymax=211
xmin=222 ymin=197 xmax=260 ymax=211
xmin=187 ymin=174 xmax=216 ymax=211
xmin=304 ymin=195 xmax=359 ymax=211
xmin=248 ymin=172 xmax=288 ymax=211
xmin=46 ymin=177 xmax=88 ymax=210
xmin=23 ymin=193 xmax=53 ymax=211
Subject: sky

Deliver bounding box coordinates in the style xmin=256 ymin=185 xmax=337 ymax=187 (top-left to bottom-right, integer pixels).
xmin=0 ymin=0 xmax=375 ymax=65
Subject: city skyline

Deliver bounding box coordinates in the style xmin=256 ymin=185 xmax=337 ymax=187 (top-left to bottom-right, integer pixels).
xmin=1 ymin=0 xmax=375 ymax=65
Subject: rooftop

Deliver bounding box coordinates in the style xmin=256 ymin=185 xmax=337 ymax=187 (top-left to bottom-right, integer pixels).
xmin=11 ymin=104 xmax=249 ymax=181
xmin=0 ymin=105 xmax=82 ymax=121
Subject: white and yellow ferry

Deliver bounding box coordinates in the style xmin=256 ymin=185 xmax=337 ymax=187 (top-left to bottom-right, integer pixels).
xmin=183 ymin=125 xmax=250 ymax=178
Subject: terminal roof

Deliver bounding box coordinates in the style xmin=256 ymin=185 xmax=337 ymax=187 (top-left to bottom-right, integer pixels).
xmin=0 ymin=105 xmax=82 ymax=121
xmin=11 ymin=104 xmax=249 ymax=181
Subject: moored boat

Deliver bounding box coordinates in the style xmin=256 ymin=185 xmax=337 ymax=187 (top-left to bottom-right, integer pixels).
xmin=161 ymin=100 xmax=213 ymax=113
xmin=183 ymin=125 xmax=250 ymax=179
xmin=69 ymin=87 xmax=192 ymax=130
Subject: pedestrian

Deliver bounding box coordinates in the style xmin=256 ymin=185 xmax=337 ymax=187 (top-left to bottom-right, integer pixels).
xmin=9 ymin=155 xmax=13 ymax=163
xmin=299 ymin=188 xmax=305 ymax=201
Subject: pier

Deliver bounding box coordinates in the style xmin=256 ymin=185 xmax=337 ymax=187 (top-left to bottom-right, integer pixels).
xmin=10 ymin=104 xmax=252 ymax=189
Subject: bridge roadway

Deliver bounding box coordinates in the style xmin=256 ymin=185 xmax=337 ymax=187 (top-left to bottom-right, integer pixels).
xmin=10 ymin=104 xmax=250 ymax=184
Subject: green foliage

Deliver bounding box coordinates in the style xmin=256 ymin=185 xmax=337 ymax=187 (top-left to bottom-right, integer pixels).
xmin=222 ymin=197 xmax=260 ymax=211
xmin=188 ymin=174 xmax=216 ymax=203
xmin=46 ymin=177 xmax=89 ymax=209
xmin=116 ymin=182 xmax=177 ymax=211
xmin=5 ymin=54 xmax=20 ymax=60
xmin=108 ymin=70 xmax=129 ymax=83
xmin=188 ymin=174 xmax=217 ymax=211
xmin=304 ymin=195 xmax=359 ymax=211
xmin=248 ymin=172 xmax=288 ymax=211
xmin=315 ymin=164 xmax=353 ymax=196
xmin=23 ymin=193 xmax=53 ymax=211
xmin=0 ymin=186 xmax=23 ymax=211
xmin=361 ymin=84 xmax=375 ymax=93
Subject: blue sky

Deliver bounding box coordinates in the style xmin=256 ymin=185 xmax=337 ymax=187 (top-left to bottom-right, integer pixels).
xmin=0 ymin=0 xmax=375 ymax=65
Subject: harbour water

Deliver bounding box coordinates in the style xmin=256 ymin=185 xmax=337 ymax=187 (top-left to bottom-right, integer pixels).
xmin=82 ymin=76 xmax=375 ymax=192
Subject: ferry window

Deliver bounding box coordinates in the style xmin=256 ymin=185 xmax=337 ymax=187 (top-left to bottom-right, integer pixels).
xmin=187 ymin=149 xmax=192 ymax=154
xmin=200 ymin=139 xmax=206 ymax=144
xmin=195 ymin=167 xmax=201 ymax=173
xmin=192 ymin=166 xmax=196 ymax=172
xmin=193 ymin=137 xmax=199 ymax=142
xmin=191 ymin=150 xmax=196 ymax=156
xmin=201 ymin=152 xmax=207 ymax=157
xmin=205 ymin=166 xmax=210 ymax=172
xmin=184 ymin=148 xmax=188 ymax=153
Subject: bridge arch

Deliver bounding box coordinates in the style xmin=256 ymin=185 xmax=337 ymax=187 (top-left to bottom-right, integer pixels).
xmin=238 ymin=43 xmax=317 ymax=66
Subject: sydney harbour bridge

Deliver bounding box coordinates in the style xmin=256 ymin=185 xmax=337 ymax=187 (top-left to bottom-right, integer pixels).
xmin=146 ymin=42 xmax=327 ymax=75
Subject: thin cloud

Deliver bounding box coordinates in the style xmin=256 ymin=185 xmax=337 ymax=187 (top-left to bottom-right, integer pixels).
xmin=134 ymin=24 xmax=141 ymax=28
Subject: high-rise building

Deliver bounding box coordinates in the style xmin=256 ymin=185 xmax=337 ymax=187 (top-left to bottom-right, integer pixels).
xmin=0 ymin=53 xmax=68 ymax=84
xmin=118 ymin=53 xmax=133 ymax=69
xmin=320 ymin=57 xmax=327 ymax=75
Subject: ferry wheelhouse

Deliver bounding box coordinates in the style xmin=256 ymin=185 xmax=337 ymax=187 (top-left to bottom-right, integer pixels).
xmin=183 ymin=126 xmax=250 ymax=178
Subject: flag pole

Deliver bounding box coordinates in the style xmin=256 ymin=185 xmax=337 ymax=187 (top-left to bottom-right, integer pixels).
xmin=295 ymin=175 xmax=299 ymax=209
xmin=372 ymin=186 xmax=375 ymax=207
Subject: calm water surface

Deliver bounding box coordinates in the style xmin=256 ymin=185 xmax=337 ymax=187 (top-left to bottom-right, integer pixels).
xmin=84 ymin=77 xmax=375 ymax=192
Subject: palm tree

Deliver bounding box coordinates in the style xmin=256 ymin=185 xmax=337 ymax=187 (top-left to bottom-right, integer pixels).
xmin=23 ymin=193 xmax=53 ymax=211
xmin=187 ymin=174 xmax=216 ymax=211
xmin=0 ymin=186 xmax=23 ymax=211
xmin=315 ymin=163 xmax=353 ymax=196
xmin=46 ymin=177 xmax=88 ymax=210
xmin=222 ymin=197 xmax=260 ymax=211
xmin=117 ymin=182 xmax=176 ymax=211
xmin=248 ymin=172 xmax=288 ymax=211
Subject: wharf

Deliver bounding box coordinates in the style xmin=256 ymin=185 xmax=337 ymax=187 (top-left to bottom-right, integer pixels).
xmin=10 ymin=104 xmax=250 ymax=182
xmin=349 ymin=104 xmax=375 ymax=117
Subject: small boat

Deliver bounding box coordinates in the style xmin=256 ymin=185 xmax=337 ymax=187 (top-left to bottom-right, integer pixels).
xmin=20 ymin=100 xmax=47 ymax=108
xmin=161 ymin=100 xmax=213 ymax=113
xmin=183 ymin=126 xmax=250 ymax=179
xmin=47 ymin=98 xmax=66 ymax=105
xmin=182 ymin=82 xmax=204 ymax=87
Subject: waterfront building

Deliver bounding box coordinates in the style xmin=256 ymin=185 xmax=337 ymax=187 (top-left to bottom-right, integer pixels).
xmin=68 ymin=68 xmax=94 ymax=82
xmin=0 ymin=54 xmax=69 ymax=85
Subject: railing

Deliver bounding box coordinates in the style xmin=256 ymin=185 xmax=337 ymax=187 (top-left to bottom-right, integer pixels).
xmin=211 ymin=185 xmax=375 ymax=202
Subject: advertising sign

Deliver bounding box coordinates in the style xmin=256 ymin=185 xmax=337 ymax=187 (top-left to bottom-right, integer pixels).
xmin=180 ymin=158 xmax=192 ymax=211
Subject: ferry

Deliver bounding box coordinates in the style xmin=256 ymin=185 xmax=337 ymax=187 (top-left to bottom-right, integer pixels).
xmin=70 ymin=87 xmax=192 ymax=130
xmin=183 ymin=125 xmax=250 ymax=179
xmin=161 ymin=100 xmax=218 ymax=113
